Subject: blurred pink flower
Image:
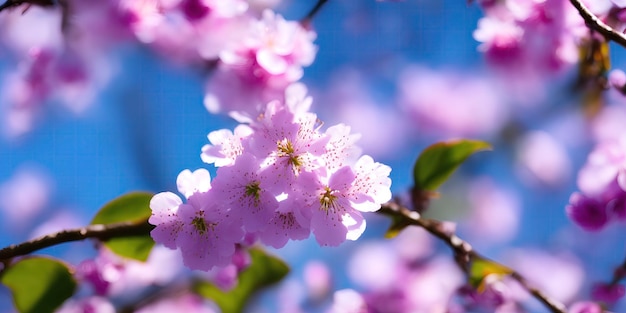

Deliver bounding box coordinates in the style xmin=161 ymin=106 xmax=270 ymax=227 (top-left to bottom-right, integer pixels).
xmin=56 ymin=296 xmax=115 ymax=313
xmin=136 ymin=294 xmax=218 ymax=313
xmin=303 ymin=260 xmax=332 ymax=301
xmin=504 ymin=249 xmax=584 ymax=305
xmin=398 ymin=66 xmax=507 ymax=138
xmin=0 ymin=166 xmax=52 ymax=226
xmin=464 ymin=177 xmax=521 ymax=246
xmin=328 ymin=289 xmax=368 ymax=313
xmin=516 ymin=131 xmax=572 ymax=187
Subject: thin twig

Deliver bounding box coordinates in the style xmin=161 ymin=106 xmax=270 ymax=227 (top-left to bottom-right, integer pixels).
xmin=609 ymin=251 xmax=626 ymax=285
xmin=569 ymin=0 xmax=626 ymax=48
xmin=301 ymin=0 xmax=329 ymax=24
xmin=0 ymin=220 xmax=154 ymax=261
xmin=379 ymin=202 xmax=567 ymax=313
xmin=0 ymin=0 xmax=54 ymax=12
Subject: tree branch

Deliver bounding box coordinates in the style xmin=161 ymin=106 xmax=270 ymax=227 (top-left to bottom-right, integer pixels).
xmin=379 ymin=201 xmax=567 ymax=313
xmin=0 ymin=220 xmax=154 ymax=261
xmin=0 ymin=0 xmax=54 ymax=12
xmin=569 ymin=0 xmax=626 ymax=48
xmin=301 ymin=0 xmax=329 ymax=25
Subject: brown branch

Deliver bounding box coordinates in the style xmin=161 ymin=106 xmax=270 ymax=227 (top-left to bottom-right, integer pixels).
xmin=0 ymin=220 xmax=154 ymax=261
xmin=0 ymin=0 xmax=54 ymax=12
xmin=301 ymin=0 xmax=329 ymax=25
xmin=608 ymin=250 xmax=626 ymax=285
xmin=569 ymin=0 xmax=626 ymax=48
xmin=379 ymin=201 xmax=567 ymax=313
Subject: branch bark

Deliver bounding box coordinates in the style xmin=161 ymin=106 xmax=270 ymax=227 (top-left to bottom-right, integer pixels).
xmin=569 ymin=0 xmax=626 ymax=48
xmin=379 ymin=201 xmax=567 ymax=313
xmin=301 ymin=0 xmax=329 ymax=25
xmin=0 ymin=220 xmax=154 ymax=261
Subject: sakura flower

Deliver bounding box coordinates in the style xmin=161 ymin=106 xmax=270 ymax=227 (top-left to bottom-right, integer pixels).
xmin=256 ymin=209 xmax=310 ymax=248
xmin=613 ymin=0 xmax=626 ymax=8
xmin=0 ymin=166 xmax=52 ymax=226
xmin=328 ymin=289 xmax=368 ymax=313
xmin=295 ymin=166 xmax=366 ymax=246
xmin=350 ymin=155 xmax=392 ymax=213
xmin=210 ymin=154 xmax=278 ymax=233
xmin=398 ymin=66 xmax=507 ymax=138
xmin=76 ymin=246 xmax=182 ymax=296
xmin=205 ymin=9 xmax=317 ymax=116
xmin=56 ymin=296 xmax=115 ymax=313
xmin=149 ymin=191 xmax=185 ymax=249
xmin=474 ymin=0 xmax=590 ymax=76
xmin=577 ymin=136 xmax=626 ymax=196
xmin=201 ymin=125 xmax=253 ymax=167
xmin=566 ymin=192 xmax=608 ymax=231
xmin=591 ymin=283 xmax=625 ymax=304
xmin=176 ymin=168 xmax=212 ymax=198
xmin=568 ymin=301 xmax=603 ymax=313
xmin=250 ymin=101 xmax=328 ymax=189
xmin=322 ymin=124 xmax=362 ymax=174
xmin=175 ymin=191 xmax=244 ymax=270
xmin=135 ymin=294 xmax=219 ymax=313
xmin=149 ymin=170 xmax=244 ymax=270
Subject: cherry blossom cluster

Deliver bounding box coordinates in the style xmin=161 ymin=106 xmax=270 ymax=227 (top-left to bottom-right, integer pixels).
xmin=149 ymin=84 xmax=392 ymax=271
xmin=473 ymin=0 xmax=611 ymax=75
xmin=0 ymin=0 xmax=315 ymax=137
xmin=118 ymin=0 xmax=317 ymax=119
xmin=566 ymin=135 xmax=626 ymax=231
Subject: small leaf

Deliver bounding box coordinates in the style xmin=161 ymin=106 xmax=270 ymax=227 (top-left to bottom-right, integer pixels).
xmin=1 ymin=257 xmax=77 ymax=313
xmin=194 ymin=248 xmax=289 ymax=313
xmin=384 ymin=215 xmax=413 ymax=239
xmin=91 ymin=192 xmax=155 ymax=261
xmin=413 ymin=139 xmax=491 ymax=192
xmin=469 ymin=257 xmax=513 ymax=291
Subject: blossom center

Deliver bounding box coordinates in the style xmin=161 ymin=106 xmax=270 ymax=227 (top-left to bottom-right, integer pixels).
xmin=319 ymin=186 xmax=338 ymax=212
xmin=245 ymin=181 xmax=262 ymax=204
xmin=277 ymin=139 xmax=302 ymax=169
xmin=191 ymin=214 xmax=215 ymax=234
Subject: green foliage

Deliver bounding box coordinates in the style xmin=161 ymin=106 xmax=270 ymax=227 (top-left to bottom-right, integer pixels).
xmin=91 ymin=191 xmax=155 ymax=261
xmin=384 ymin=215 xmax=412 ymax=239
xmin=194 ymin=248 xmax=290 ymax=313
xmin=469 ymin=256 xmax=513 ymax=292
xmin=1 ymin=257 xmax=77 ymax=313
xmin=413 ymin=139 xmax=491 ymax=192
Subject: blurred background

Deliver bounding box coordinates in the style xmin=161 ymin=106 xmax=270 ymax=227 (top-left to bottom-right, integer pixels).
xmin=1 ymin=0 xmax=626 ymax=312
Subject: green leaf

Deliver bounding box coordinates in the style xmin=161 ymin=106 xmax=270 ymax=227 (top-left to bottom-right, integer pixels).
xmin=469 ymin=257 xmax=513 ymax=291
xmin=413 ymin=139 xmax=491 ymax=192
xmin=91 ymin=192 xmax=155 ymax=261
xmin=384 ymin=214 xmax=413 ymax=239
xmin=1 ymin=257 xmax=77 ymax=313
xmin=194 ymin=248 xmax=290 ymax=313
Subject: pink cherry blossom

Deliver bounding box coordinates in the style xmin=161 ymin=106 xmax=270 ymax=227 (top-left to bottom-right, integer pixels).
xmin=56 ymin=296 xmax=115 ymax=313
xmin=149 ymin=191 xmax=185 ymax=249
xmin=201 ymin=125 xmax=253 ymax=167
xmin=176 ymin=168 xmax=212 ymax=198
xmin=135 ymin=294 xmax=219 ymax=313
xmin=204 ymin=10 xmax=317 ymax=117
xmin=210 ymin=154 xmax=278 ymax=233
xmin=256 ymin=208 xmax=310 ymax=248
xmin=328 ymin=289 xmax=368 ymax=313
xmin=398 ymin=66 xmax=507 ymax=138
xmin=474 ymin=0 xmax=591 ymax=76
xmin=578 ymin=136 xmax=626 ymax=196
xmin=0 ymin=165 xmax=52 ymax=226
xmin=249 ymin=101 xmax=328 ymax=189
xmin=294 ymin=167 xmax=365 ymax=246
xmin=568 ymin=301 xmax=603 ymax=313
xmin=175 ymin=191 xmax=244 ymax=270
